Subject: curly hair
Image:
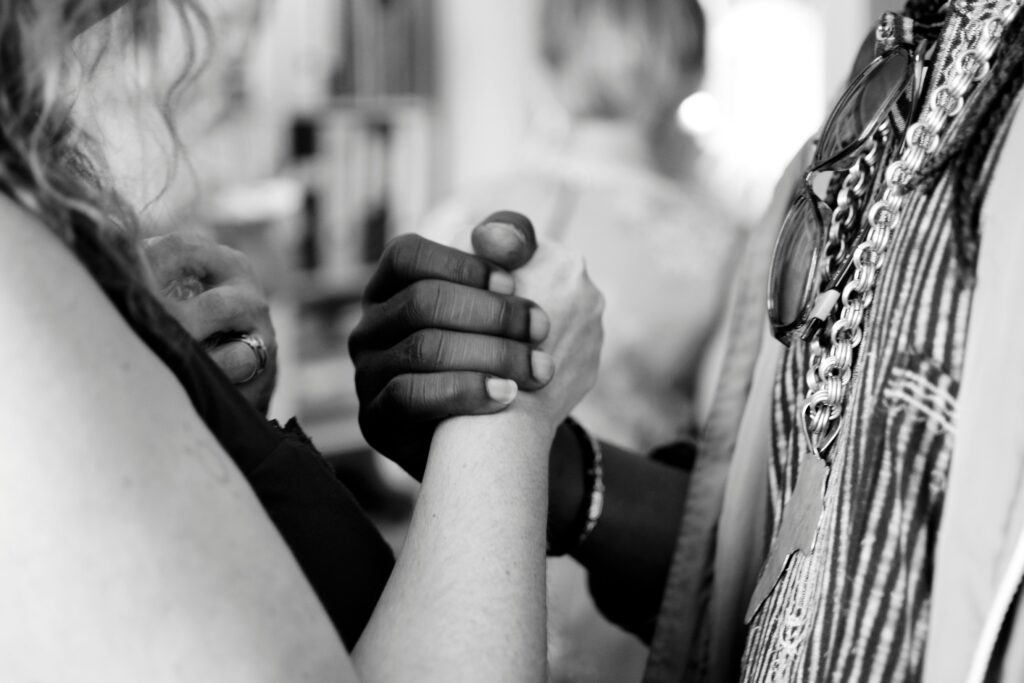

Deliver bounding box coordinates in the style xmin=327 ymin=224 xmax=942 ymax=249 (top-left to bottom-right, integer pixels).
xmin=0 ymin=0 xmax=208 ymax=258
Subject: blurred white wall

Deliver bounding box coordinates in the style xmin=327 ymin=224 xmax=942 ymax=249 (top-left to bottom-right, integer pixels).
xmin=432 ymin=0 xmax=541 ymax=195
xmin=693 ymin=0 xmax=884 ymax=222
xmin=699 ymin=0 xmax=825 ymax=220
xmin=823 ymin=0 xmax=872 ymax=95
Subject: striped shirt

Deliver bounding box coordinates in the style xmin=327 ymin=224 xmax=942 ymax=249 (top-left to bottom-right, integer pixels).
xmin=741 ymin=83 xmax=1013 ymax=683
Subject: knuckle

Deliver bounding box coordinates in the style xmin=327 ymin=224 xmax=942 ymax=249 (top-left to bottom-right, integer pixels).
xmin=449 ymin=251 xmax=483 ymax=285
xmin=353 ymin=366 xmax=376 ymax=399
xmin=429 ymin=373 xmax=466 ymax=405
xmin=350 ymin=308 xmax=386 ymax=356
xmin=198 ymin=289 xmax=231 ymax=322
xmin=389 ymin=233 xmax=424 ymax=272
xmin=455 ymin=259 xmax=477 ymax=285
xmin=381 ymin=375 xmax=416 ymax=412
xmin=407 ymin=329 xmax=443 ymax=367
xmin=357 ymin=407 xmax=385 ymax=444
xmin=348 ymin=323 xmax=367 ymax=356
xmin=391 ymin=233 xmax=421 ymax=252
xmin=428 ymin=333 xmax=448 ymax=368
xmin=493 ymin=297 xmax=515 ymax=331
xmin=403 ymin=283 xmax=428 ymax=326
xmin=407 ymin=280 xmax=444 ymax=326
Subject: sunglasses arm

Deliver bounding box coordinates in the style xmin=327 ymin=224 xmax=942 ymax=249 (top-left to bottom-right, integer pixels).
xmin=800 ymin=289 xmax=841 ymax=343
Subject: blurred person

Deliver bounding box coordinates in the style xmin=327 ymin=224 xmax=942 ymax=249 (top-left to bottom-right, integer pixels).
xmin=354 ymin=0 xmax=1024 ymax=681
xmin=422 ymin=0 xmax=740 ymax=452
xmin=1 ymin=2 xmax=604 ymax=680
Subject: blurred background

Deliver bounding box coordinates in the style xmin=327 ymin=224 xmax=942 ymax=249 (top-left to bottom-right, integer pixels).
xmin=81 ymin=0 xmax=898 ymax=680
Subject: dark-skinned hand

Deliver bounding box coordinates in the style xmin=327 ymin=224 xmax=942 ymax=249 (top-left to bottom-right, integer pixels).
xmin=349 ymin=212 xmax=550 ymax=480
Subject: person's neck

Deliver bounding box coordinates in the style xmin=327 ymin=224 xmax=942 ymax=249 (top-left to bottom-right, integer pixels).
xmin=561 ymin=117 xmax=700 ymax=182
xmin=562 ymin=119 xmax=654 ymax=170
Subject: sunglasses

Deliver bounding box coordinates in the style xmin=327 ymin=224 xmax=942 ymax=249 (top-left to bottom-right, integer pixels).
xmin=767 ymin=19 xmax=933 ymax=345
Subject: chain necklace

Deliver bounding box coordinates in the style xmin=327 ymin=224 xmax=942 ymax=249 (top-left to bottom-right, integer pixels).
xmin=804 ymin=0 xmax=1022 ymax=451
xmin=804 ymin=133 xmax=886 ymax=413
xmin=746 ymin=0 xmax=1023 ymax=623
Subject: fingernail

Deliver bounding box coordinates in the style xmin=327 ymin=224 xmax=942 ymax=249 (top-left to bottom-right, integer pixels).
xmin=529 ymin=307 xmax=550 ymax=343
xmin=473 ymin=221 xmax=529 ymax=264
xmin=532 ymin=351 xmax=555 ymax=384
xmin=490 ymin=222 xmax=527 ymax=250
xmin=486 ymin=378 xmax=519 ymax=405
xmin=488 ymin=270 xmax=516 ymax=295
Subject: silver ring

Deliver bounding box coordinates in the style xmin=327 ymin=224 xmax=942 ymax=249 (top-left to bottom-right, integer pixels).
xmin=234 ymin=333 xmax=268 ymax=384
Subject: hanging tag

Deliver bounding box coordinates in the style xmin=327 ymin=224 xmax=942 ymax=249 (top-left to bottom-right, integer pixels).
xmin=744 ymin=414 xmax=836 ymax=624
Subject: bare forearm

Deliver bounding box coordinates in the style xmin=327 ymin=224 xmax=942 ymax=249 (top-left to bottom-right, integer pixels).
xmin=355 ymin=410 xmax=553 ymax=682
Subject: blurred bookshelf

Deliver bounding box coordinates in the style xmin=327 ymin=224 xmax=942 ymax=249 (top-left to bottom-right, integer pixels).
xmin=275 ymin=0 xmax=436 ymax=457
xmin=332 ymin=0 xmax=435 ymax=97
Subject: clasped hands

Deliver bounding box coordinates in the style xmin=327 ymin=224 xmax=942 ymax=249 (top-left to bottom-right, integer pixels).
xmin=142 ymin=211 xmax=604 ymax=482
xmin=349 ymin=211 xmax=604 ymax=480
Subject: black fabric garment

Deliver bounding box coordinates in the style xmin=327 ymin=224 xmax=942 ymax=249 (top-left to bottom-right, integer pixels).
xmin=67 ymin=217 xmax=395 ymax=650
xmin=586 ymin=441 xmax=695 ymax=643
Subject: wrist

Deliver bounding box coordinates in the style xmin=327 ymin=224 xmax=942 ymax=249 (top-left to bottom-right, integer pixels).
xmin=547 ymin=421 xmax=586 ymax=549
xmin=430 ymin=410 xmax=556 ymax=496
xmin=546 ymin=418 xmax=603 ymax=556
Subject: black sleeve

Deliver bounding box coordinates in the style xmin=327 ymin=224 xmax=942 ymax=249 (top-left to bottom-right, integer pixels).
xmin=246 ymin=420 xmax=395 ymax=650
xmin=169 ymin=334 xmax=395 ymax=651
xmin=583 ymin=441 xmax=694 ymax=643
xmin=160 ymin=335 xmax=395 ymax=651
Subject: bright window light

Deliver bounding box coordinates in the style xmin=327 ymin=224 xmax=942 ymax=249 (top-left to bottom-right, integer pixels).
xmin=676 ymin=91 xmax=720 ymax=135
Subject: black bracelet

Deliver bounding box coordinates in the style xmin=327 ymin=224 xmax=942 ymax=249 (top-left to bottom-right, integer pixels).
xmin=547 ymin=417 xmax=605 ymax=557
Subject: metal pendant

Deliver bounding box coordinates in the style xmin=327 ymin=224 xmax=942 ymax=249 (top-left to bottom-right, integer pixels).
xmin=744 ymin=447 xmax=831 ymax=624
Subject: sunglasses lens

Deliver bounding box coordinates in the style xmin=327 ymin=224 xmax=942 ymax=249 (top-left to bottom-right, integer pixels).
xmin=769 ymin=192 xmax=827 ymax=334
xmin=817 ymin=49 xmax=914 ymax=169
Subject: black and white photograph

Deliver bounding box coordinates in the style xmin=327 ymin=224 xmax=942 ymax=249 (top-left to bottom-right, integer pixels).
xmin=2 ymin=0 xmax=1022 ymax=681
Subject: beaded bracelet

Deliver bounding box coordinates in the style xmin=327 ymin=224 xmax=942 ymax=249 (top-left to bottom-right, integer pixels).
xmin=547 ymin=417 xmax=605 ymax=557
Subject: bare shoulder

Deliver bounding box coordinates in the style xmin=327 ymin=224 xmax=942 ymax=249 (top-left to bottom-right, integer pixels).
xmin=0 ymin=196 xmax=197 ymax=451
xmin=0 ymin=196 xmax=352 ymax=681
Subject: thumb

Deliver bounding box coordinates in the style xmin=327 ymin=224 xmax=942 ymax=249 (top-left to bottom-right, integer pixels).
xmin=471 ymin=211 xmax=538 ymax=270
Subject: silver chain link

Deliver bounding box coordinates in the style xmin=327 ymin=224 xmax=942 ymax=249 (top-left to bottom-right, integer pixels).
xmin=803 ymin=0 xmax=1022 ymax=453
xmin=819 ymin=137 xmax=884 ymax=283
